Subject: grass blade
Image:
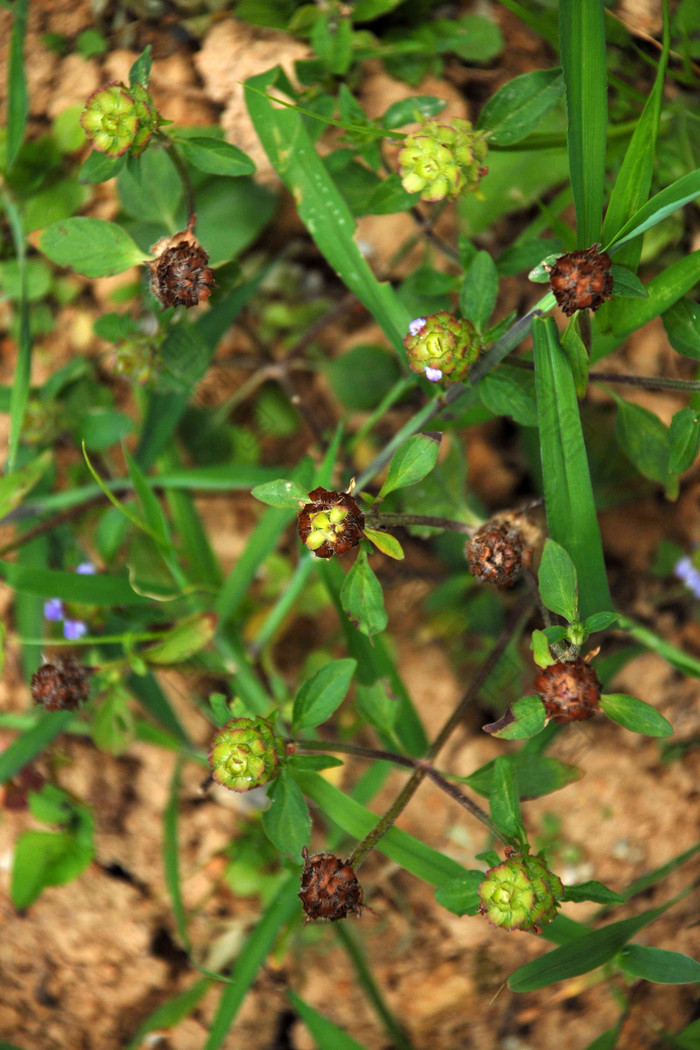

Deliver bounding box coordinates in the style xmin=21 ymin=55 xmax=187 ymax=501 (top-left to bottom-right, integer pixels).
xmin=6 ymin=0 xmax=29 ymax=170
xmin=533 ymin=316 xmax=611 ymax=618
xmin=289 ymin=990 xmax=373 ymax=1050
xmin=2 ymin=193 xmax=31 ymax=472
xmin=0 ymin=712 xmax=74 ymax=784
xmin=600 ymin=0 xmax=669 ymax=269
xmin=604 ymin=169 xmax=700 ymax=254
xmin=163 ymin=756 xmax=191 ymax=952
xmin=560 ymin=0 xmax=608 ymax=245
xmin=203 ymin=875 xmax=301 ymax=1050
xmin=245 ymin=70 xmax=411 ymax=354
xmin=126 ymin=977 xmax=211 ymax=1050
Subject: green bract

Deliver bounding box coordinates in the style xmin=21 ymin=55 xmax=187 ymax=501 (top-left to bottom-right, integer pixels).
xmin=398 ymin=119 xmax=489 ymax=202
xmin=403 ymin=312 xmax=481 ymax=384
xmin=208 ymin=717 xmax=284 ymax=792
xmin=478 ymin=851 xmax=564 ymax=933
xmin=81 ymin=81 xmax=158 ymax=158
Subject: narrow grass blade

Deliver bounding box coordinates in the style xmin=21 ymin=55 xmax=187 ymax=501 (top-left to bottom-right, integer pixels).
xmin=163 ymin=757 xmax=191 ymax=953
xmin=509 ymin=901 xmax=671 ymax=991
xmin=0 ymin=560 xmax=151 ymax=606
xmin=6 ymin=0 xmax=29 ymax=169
xmin=600 ymin=0 xmax=669 ymax=269
xmin=294 ymin=770 xmax=469 ymax=887
xmin=127 ymin=673 xmax=190 ymax=743
xmin=289 ymin=990 xmax=373 ymax=1050
xmin=560 ymin=0 xmax=608 ymax=245
xmin=533 ymin=316 xmax=611 ymax=618
xmin=0 ymin=712 xmax=73 ymax=784
xmin=126 ymin=977 xmax=211 ymax=1050
xmin=604 ymin=169 xmax=700 ymax=253
xmin=2 ymin=193 xmax=31 ymax=472
xmin=245 ymin=70 xmax=411 ymax=354
xmin=203 ymin=875 xmax=301 ymax=1050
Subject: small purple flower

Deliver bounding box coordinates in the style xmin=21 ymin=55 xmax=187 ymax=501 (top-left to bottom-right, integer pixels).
xmin=408 ymin=317 xmax=427 ymax=337
xmin=675 ymin=556 xmax=700 ymax=599
xmin=76 ymin=562 xmax=96 ymax=575
xmin=424 ymin=366 xmax=443 ymax=382
xmin=44 ymin=598 xmax=65 ymax=622
xmin=63 ymin=619 xmax=88 ymax=641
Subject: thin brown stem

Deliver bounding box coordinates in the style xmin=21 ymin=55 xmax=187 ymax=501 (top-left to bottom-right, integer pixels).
xmin=508 ymin=357 xmax=700 ymax=394
xmin=366 ymin=512 xmax=480 ymax=535
xmin=347 ymin=594 xmax=534 ymax=869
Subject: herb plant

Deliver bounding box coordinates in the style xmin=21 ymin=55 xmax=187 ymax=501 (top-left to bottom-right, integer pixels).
xmin=1 ymin=0 xmax=699 ymax=1047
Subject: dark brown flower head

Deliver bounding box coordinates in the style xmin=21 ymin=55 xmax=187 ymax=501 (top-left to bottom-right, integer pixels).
xmin=297 ymin=487 xmax=365 ymax=559
xmin=31 ymin=657 xmax=92 ymax=711
xmin=549 ymin=246 xmax=613 ymax=316
xmin=533 ymin=657 xmax=601 ymax=724
xmin=466 ymin=521 xmax=528 ymax=588
xmin=298 ymin=847 xmax=364 ymax=923
xmin=147 ymin=216 xmax=215 ymax=309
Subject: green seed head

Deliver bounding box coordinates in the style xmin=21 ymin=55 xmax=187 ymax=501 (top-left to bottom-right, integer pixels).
xmin=478 ymin=851 xmax=564 ymax=933
xmin=398 ymin=119 xmax=489 ymax=202
xmin=208 ymin=717 xmax=284 ymax=792
xmin=403 ymin=312 xmax=481 ymax=384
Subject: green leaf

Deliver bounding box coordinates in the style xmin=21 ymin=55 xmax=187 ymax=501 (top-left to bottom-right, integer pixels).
xmin=177 ymin=137 xmax=256 ymax=177
xmin=251 ymin=478 xmax=310 ymax=508
xmin=668 ymin=408 xmax=700 ymax=476
xmin=618 ymin=945 xmax=700 ymax=985
xmin=508 ymin=902 xmax=670 ymax=992
xmin=479 ymin=365 xmax=538 ymax=426
xmin=163 ymin=758 xmax=191 ymax=952
xmin=434 ymin=870 xmax=484 ymax=916
xmin=29 ymin=217 xmax=149 ymax=277
xmin=538 ymin=538 xmax=579 ymax=623
xmin=144 ymin=613 xmax=218 ymax=666
xmin=381 ymin=95 xmax=446 ymax=129
xmin=92 ymin=683 xmax=135 ymax=754
xmin=378 ymin=433 xmax=441 ymax=498
xmin=605 ymin=169 xmax=700 ymax=253
xmin=584 ymin=610 xmax=619 ymax=634
xmin=662 ymin=298 xmax=700 ymax=359
xmin=0 ymin=713 xmax=76 ymax=785
xmin=288 ymin=992 xmax=370 ymax=1050
xmin=463 ymin=752 xmax=581 ymax=800
xmin=614 ymin=397 xmax=671 ymax=488
xmin=531 ymin=628 xmax=556 ymax=669
xmin=609 ymin=264 xmax=648 ymax=299
xmin=559 ymin=0 xmax=607 ymax=245
xmin=126 ymin=978 xmax=211 ymax=1050
xmin=599 ymin=5 xmax=669 ymax=270
xmin=292 ymin=658 xmax=357 ymax=731
xmin=245 ymin=70 xmax=411 ymax=354
xmin=484 ymin=695 xmax=547 ymax=740
xmin=6 ymin=0 xmax=29 ymax=170
xmin=563 ymin=881 xmax=624 ymax=905
xmin=0 ymin=451 xmax=51 ymax=519
xmin=477 ymin=68 xmax=565 ymax=146
xmin=11 ymin=829 xmax=93 ymax=908
xmin=3 ymin=195 xmax=31 ymax=474
xmin=262 ymin=771 xmax=311 ymax=858
xmin=311 ymin=10 xmax=353 ymax=74
xmin=340 ymin=546 xmax=387 ymax=638
xmin=79 ymin=150 xmax=125 ymax=184
xmin=0 ymin=560 xmax=150 ymax=607
xmin=459 ymin=251 xmax=498 ymax=331
xmin=533 ymin=316 xmax=612 ymax=618
xmin=129 ymin=46 xmax=152 ymax=88
xmin=363 ymin=527 xmax=405 ymax=560
xmin=560 ymin=313 xmax=589 ymax=398
xmin=600 ymin=693 xmax=673 ymax=737
xmin=489 ymin=756 xmax=526 ymax=846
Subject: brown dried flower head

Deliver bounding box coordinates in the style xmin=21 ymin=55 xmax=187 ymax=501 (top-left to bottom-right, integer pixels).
xmin=549 ymin=246 xmax=613 ymax=316
xmin=533 ymin=657 xmax=601 ymax=724
xmin=466 ymin=518 xmax=532 ymax=588
xmin=31 ymin=657 xmax=92 ymax=711
xmin=297 ymin=487 xmax=365 ymax=559
xmin=298 ymin=847 xmax=364 ymax=923
xmin=147 ymin=215 xmax=215 ymax=309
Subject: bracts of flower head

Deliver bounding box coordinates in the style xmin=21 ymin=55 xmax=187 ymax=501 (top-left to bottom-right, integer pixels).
xmin=207 ymin=717 xmax=284 ymax=792
xmin=298 ymin=847 xmax=365 ymax=923
xmin=398 ymin=119 xmax=489 ymax=202
xmin=297 ymin=486 xmax=365 ymax=559
xmin=478 ymin=847 xmax=563 ymax=934
xmin=548 ymin=245 xmax=613 ymax=316
xmin=404 ymin=312 xmax=482 ymax=386
xmin=31 ymin=657 xmax=93 ymax=711
xmin=81 ymin=81 xmax=159 ymax=158
xmin=147 ymin=216 xmax=216 ymax=309
xmin=533 ymin=655 xmax=602 ymax=724
xmin=466 ymin=514 xmax=538 ymax=589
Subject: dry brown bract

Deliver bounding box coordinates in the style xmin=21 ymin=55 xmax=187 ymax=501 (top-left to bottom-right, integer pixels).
xmin=549 ymin=246 xmax=613 ymax=316
xmin=147 ymin=216 xmax=215 ymax=308
xmin=466 ymin=521 xmax=526 ymax=588
xmin=297 ymin=487 xmax=365 ymax=559
xmin=298 ymin=847 xmax=364 ymax=922
xmin=31 ymin=657 xmax=92 ymax=711
xmin=533 ymin=657 xmax=602 ymax=723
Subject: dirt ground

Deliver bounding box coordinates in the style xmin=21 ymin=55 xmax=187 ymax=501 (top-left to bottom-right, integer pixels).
xmin=1 ymin=2 xmax=699 ymax=1049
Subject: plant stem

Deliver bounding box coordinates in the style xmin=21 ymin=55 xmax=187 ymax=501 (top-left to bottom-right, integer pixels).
xmin=346 ymin=594 xmax=534 ymax=869
xmin=163 ymin=138 xmax=196 ymax=220
xmin=366 ymin=511 xmax=481 ymax=534
xmin=508 ymin=356 xmax=700 ymax=393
